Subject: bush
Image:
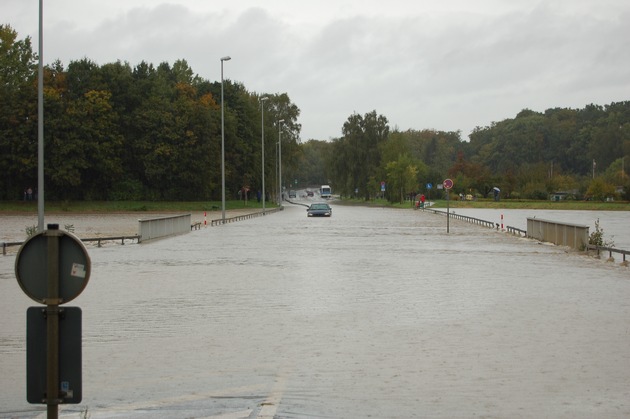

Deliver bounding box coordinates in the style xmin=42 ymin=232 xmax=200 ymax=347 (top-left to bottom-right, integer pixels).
xmin=589 ymin=218 xmax=614 ymax=247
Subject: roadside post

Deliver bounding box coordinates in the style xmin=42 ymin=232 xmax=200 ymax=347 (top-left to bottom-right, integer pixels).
xmin=15 ymin=224 xmax=91 ymax=419
xmin=442 ymin=179 xmax=453 ymax=233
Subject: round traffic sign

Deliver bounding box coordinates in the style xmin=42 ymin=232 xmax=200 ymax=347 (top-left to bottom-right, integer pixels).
xmin=443 ymin=178 xmax=454 ymax=189
xmin=15 ymin=227 xmax=91 ymax=304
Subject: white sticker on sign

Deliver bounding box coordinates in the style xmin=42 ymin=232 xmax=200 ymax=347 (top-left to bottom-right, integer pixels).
xmin=71 ymin=263 xmax=86 ymax=278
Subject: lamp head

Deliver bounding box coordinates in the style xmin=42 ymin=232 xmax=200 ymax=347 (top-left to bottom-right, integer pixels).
xmin=221 ymin=56 xmax=231 ymax=61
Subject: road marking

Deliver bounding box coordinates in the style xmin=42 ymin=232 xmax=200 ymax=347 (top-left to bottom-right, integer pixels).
xmin=257 ymin=367 xmax=290 ymax=418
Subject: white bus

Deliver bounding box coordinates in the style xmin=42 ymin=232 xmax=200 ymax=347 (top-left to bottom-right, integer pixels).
xmin=320 ymin=185 xmax=332 ymax=199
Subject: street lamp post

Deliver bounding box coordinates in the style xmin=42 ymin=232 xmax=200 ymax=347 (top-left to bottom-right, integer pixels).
xmin=37 ymin=0 xmax=44 ymax=232
xmin=220 ymin=56 xmax=231 ymax=224
xmin=260 ymin=97 xmax=269 ymax=213
xmin=278 ymin=119 xmax=285 ymax=205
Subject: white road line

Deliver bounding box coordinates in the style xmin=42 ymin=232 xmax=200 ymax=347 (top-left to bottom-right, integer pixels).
xmin=257 ymin=367 xmax=290 ymax=419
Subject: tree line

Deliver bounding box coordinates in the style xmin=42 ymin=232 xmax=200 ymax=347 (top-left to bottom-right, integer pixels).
xmin=1 ymin=25 xmax=300 ymax=201
xmin=322 ymin=103 xmax=630 ymax=202
xmin=2 ymin=25 xmax=629 ymax=203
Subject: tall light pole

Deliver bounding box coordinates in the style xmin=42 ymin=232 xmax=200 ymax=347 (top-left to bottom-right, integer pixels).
xmin=220 ymin=56 xmax=231 ymax=224
xmin=277 ymin=119 xmax=285 ymax=205
xmin=37 ymin=0 xmax=44 ymax=232
xmin=274 ymin=140 xmax=278 ymax=205
xmin=260 ymin=97 xmax=269 ymax=213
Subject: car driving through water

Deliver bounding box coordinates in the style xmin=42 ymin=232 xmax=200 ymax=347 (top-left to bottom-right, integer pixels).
xmin=306 ymin=202 xmax=332 ymax=217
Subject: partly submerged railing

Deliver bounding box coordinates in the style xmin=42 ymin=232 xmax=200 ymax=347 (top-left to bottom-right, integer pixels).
xmin=210 ymin=207 xmax=283 ymax=226
xmin=138 ymin=213 xmax=191 ymax=241
xmin=2 ymin=235 xmax=141 ymax=255
xmin=425 ymin=208 xmax=499 ymax=229
xmin=3 ymin=209 xmax=282 ymax=255
xmin=585 ymin=244 xmax=630 ymax=265
xmin=526 ymin=217 xmax=589 ymax=250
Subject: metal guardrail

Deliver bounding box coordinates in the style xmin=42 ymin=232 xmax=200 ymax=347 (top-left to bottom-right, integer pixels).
xmin=139 ymin=213 xmax=192 ymax=241
xmin=1 ymin=241 xmax=23 ymax=255
xmin=424 ymin=208 xmax=629 ymax=265
xmin=3 ymin=209 xmax=281 ymax=255
xmin=586 ymin=244 xmax=630 ymax=265
xmin=3 ymin=235 xmax=142 ymax=255
xmin=527 ymin=217 xmax=589 ymax=250
xmin=425 ymin=208 xmax=498 ymax=229
xmin=210 ymin=207 xmax=283 ymax=226
xmin=3 ymin=208 xmax=283 ymax=255
xmin=81 ymin=235 xmax=142 ymax=247
xmin=506 ymin=226 xmax=527 ymax=236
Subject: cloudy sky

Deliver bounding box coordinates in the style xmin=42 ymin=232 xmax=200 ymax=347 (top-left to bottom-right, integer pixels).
xmin=3 ymin=0 xmax=629 ymax=141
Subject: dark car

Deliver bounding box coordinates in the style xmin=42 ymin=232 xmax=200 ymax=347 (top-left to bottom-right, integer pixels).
xmin=307 ymin=203 xmax=332 ymax=217
xmin=306 ymin=190 xmax=314 ymax=197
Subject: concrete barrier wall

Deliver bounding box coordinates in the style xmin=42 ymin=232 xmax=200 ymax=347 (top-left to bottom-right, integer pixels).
xmin=527 ymin=217 xmax=589 ymax=249
xmin=139 ymin=214 xmax=191 ymax=242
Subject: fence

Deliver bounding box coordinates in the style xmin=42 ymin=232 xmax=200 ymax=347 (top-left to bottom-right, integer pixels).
xmin=526 ymin=217 xmax=589 ymax=250
xmin=139 ymin=213 xmax=191 ymax=242
xmin=422 ymin=209 xmax=630 ymax=266
xmin=425 ymin=208 xmax=497 ymax=229
xmin=210 ymin=207 xmax=283 ymax=226
xmin=2 ymin=235 xmax=141 ymax=255
xmin=585 ymin=244 xmax=630 ymax=265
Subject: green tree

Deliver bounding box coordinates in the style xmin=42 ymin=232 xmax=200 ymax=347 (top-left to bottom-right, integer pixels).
xmin=335 ymin=110 xmax=389 ymax=199
xmin=0 ymin=25 xmax=38 ymax=199
xmin=385 ymin=154 xmax=419 ymax=203
xmin=297 ymin=140 xmax=333 ymax=187
xmin=447 ymin=151 xmax=492 ymax=196
xmin=586 ymin=177 xmax=617 ymax=201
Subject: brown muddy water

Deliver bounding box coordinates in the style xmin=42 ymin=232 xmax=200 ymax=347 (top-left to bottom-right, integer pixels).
xmin=1 ymin=203 xmax=629 ymax=418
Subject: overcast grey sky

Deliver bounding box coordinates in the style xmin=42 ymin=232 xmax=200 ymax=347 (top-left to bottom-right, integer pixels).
xmin=3 ymin=0 xmax=629 ymax=141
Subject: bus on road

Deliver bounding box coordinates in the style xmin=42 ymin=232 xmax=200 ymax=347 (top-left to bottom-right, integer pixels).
xmin=320 ymin=185 xmax=332 ymax=199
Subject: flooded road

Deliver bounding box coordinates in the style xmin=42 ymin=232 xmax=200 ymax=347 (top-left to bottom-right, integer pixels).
xmin=1 ymin=203 xmax=629 ymax=418
xmin=445 ymin=207 xmax=630 ymax=250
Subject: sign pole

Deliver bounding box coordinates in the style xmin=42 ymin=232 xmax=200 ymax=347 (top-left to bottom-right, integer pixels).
xmin=442 ymin=179 xmax=453 ymax=234
xmin=446 ymin=189 xmax=450 ymax=233
xmin=46 ymin=226 xmax=61 ymax=419
xmin=16 ymin=224 xmax=90 ymax=410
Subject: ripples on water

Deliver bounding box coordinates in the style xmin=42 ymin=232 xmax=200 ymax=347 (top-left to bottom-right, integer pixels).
xmin=1 ymin=204 xmax=629 ymax=418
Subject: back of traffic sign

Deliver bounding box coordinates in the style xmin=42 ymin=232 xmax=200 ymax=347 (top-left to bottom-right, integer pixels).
xmin=15 ymin=226 xmax=91 ymax=304
xmin=27 ymin=306 xmax=82 ymax=404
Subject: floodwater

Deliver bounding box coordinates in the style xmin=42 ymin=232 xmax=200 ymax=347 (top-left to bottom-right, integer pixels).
xmin=1 ymin=203 xmax=629 ymax=418
xmin=443 ymin=207 xmax=630 ymax=250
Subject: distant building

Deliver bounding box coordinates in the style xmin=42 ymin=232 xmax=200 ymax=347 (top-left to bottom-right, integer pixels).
xmin=549 ymin=191 xmax=577 ymax=201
